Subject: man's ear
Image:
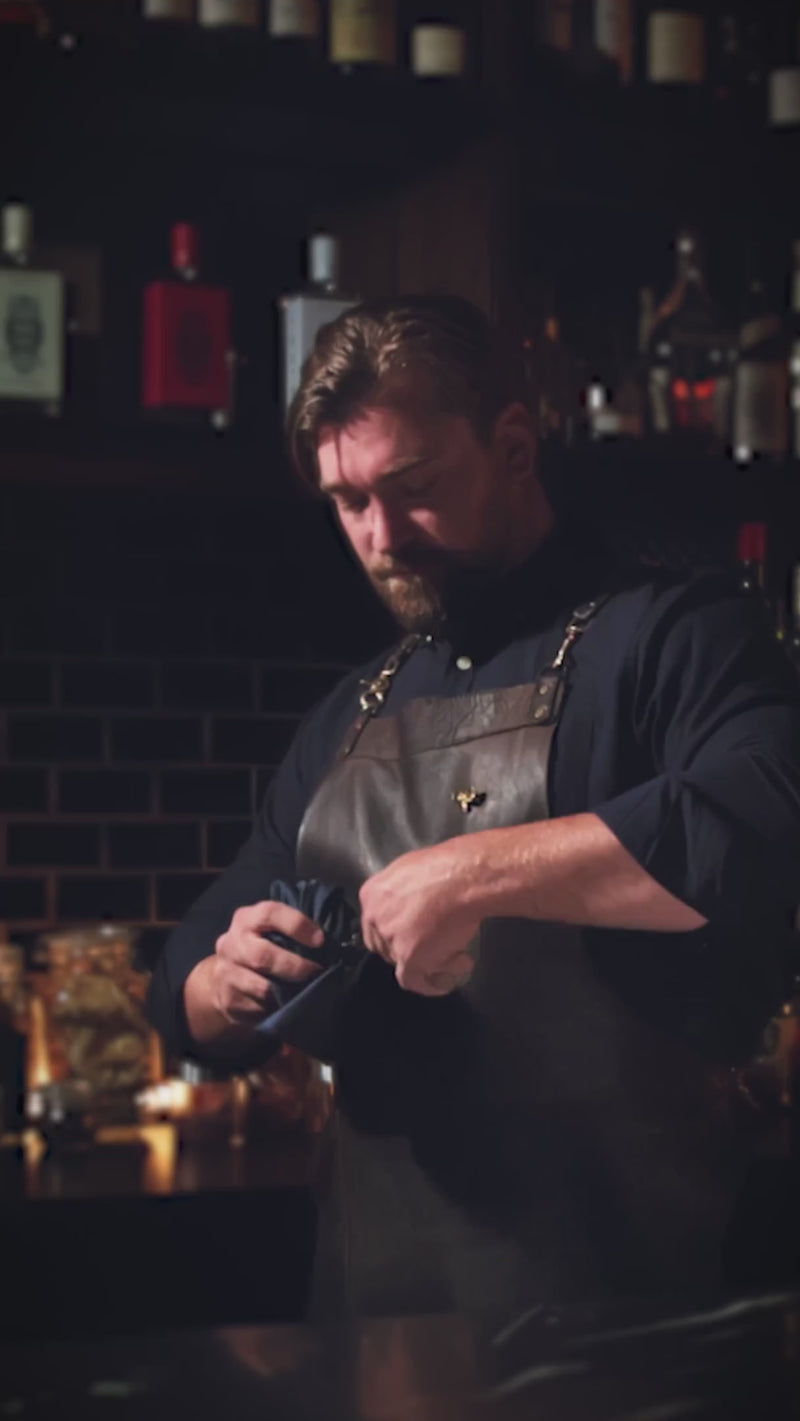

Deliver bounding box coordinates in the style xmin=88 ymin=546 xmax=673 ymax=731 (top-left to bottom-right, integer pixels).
xmin=491 ymin=402 xmax=537 ymax=485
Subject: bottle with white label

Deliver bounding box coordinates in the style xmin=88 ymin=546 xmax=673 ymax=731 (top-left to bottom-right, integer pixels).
xmin=644 ymin=4 xmax=705 ymax=85
xmin=732 ymin=269 xmax=788 ymax=465
xmin=767 ymin=11 xmax=800 ymax=127
xmin=409 ymin=6 xmax=468 ymax=81
xmin=329 ymin=0 xmax=397 ymax=71
xmin=197 ymin=0 xmax=259 ymax=28
xmin=0 ymin=202 xmax=65 ymax=419
xmin=278 ymin=233 xmax=357 ymax=412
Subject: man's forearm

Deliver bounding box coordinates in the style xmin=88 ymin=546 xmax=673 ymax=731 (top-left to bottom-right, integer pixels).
xmin=465 ymin=812 xmax=707 ymax=932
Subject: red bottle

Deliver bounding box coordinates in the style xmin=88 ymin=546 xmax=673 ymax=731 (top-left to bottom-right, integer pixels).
xmin=141 ymin=222 xmax=233 ymax=429
xmin=736 ymin=521 xmax=767 ymax=596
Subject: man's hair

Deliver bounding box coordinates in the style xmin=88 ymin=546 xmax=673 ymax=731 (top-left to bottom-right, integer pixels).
xmin=286 ymin=294 xmax=515 ymax=490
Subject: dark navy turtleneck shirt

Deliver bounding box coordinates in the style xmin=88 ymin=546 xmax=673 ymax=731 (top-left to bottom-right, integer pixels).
xmin=147 ymin=515 xmax=800 ymax=1064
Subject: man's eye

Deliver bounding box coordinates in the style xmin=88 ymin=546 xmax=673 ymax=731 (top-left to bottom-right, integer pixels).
xmin=335 ymin=496 xmax=367 ymax=515
xmin=401 ymin=478 xmax=436 ymax=501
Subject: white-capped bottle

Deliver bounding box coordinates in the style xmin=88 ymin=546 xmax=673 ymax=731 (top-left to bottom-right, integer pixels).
xmin=329 ymin=0 xmax=397 ymax=70
xmin=767 ymin=10 xmax=800 ymax=126
xmin=0 ymin=202 xmax=65 ymax=417
xmin=197 ymin=0 xmax=259 ymax=28
xmin=410 ymin=6 xmax=468 ymax=80
xmin=278 ymin=232 xmax=357 ymax=412
xmin=646 ymin=4 xmax=705 ymax=85
xmin=267 ymin=0 xmax=320 ymax=37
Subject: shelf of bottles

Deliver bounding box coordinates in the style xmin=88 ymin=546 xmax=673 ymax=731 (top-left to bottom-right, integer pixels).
xmin=0 ymin=1 xmax=480 ymax=89
xmin=517 ymin=3 xmax=800 ymax=125
xmin=526 ymin=213 xmax=800 ymax=676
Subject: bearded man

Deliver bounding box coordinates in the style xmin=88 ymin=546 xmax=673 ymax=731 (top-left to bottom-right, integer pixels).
xmin=148 ymin=295 xmax=800 ymax=1318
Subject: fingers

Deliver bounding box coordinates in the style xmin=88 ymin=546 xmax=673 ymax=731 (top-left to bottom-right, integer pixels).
xmin=216 ymin=902 xmax=326 ymax=986
xmin=235 ymin=901 xmax=325 ymax=951
xmin=212 ymin=961 xmax=279 ymax=1025
xmin=396 ymin=952 xmax=475 ymax=997
xmin=361 ymin=919 xmax=394 ymax=965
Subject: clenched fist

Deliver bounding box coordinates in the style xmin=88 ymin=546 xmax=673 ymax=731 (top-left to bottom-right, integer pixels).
xmin=184 ymin=900 xmax=325 ymax=1047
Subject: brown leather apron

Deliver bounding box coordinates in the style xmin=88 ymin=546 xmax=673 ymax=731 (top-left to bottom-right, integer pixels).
xmin=296 ymin=600 xmax=744 ymax=1320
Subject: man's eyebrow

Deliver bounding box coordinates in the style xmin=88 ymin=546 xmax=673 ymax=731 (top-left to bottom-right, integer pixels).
xmin=320 ymin=456 xmax=433 ymax=499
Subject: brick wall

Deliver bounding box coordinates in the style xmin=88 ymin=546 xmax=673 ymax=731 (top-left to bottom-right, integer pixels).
xmin=0 ymin=476 xmax=392 ymax=966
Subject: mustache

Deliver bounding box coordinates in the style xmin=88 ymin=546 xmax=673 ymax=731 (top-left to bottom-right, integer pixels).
xmin=370 ymin=557 xmax=437 ymax=582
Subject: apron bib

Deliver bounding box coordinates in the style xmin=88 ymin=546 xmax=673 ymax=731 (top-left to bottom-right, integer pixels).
xmin=296 ymin=602 xmax=744 ymax=1319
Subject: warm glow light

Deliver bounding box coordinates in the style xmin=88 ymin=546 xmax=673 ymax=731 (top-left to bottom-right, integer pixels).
xmin=100 ymin=1124 xmax=177 ymax=1194
xmin=26 ymin=995 xmax=52 ymax=1090
xmin=136 ymin=1076 xmax=193 ymax=1117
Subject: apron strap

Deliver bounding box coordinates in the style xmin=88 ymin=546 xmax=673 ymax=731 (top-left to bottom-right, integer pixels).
xmin=339 ymin=594 xmax=615 ymax=755
xmin=529 ymin=594 xmax=614 ymax=728
xmin=339 ymin=633 xmax=426 ymax=759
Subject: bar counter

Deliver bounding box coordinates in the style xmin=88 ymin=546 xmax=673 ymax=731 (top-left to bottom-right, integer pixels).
xmin=0 ymin=1118 xmax=324 ymax=1340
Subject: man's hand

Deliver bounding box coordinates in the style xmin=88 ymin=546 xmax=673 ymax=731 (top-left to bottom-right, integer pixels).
xmin=183 ymin=902 xmax=325 ymax=1046
xmin=359 ymin=839 xmax=480 ymax=997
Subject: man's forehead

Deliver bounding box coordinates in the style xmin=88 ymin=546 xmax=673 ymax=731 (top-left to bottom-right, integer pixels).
xmin=316 ymin=405 xmax=450 ymax=490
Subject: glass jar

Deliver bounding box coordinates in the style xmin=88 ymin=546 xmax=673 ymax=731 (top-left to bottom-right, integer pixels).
xmin=30 ymin=922 xmax=161 ymax=1128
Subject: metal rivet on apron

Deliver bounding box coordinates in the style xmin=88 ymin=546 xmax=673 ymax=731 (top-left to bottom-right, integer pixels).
xmin=456 ymin=655 xmax=473 ymax=671
xmin=537 ymin=684 xmax=549 ymax=695
xmin=533 ymin=705 xmax=548 ymax=721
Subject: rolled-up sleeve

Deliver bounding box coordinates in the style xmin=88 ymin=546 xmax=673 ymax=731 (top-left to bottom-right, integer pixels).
xmin=593 ymin=577 xmax=800 ymax=928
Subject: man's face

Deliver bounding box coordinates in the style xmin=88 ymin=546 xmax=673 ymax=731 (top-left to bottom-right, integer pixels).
xmin=316 ymin=402 xmax=532 ymax=632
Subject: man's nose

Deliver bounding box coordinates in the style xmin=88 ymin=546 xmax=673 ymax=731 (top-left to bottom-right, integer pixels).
xmin=369 ymin=499 xmax=410 ymax=556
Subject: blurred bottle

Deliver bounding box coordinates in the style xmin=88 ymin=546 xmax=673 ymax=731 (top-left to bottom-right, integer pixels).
xmin=278 ymin=231 xmax=356 ymax=413
xmin=197 ymin=0 xmax=259 ymax=28
xmin=329 ymin=0 xmax=397 ymax=72
xmin=736 ymin=520 xmax=767 ymax=597
xmin=732 ymin=262 xmax=788 ymax=466
xmin=141 ymin=221 xmax=234 ymax=430
xmin=767 ymin=8 xmax=800 ymax=128
xmin=267 ymin=0 xmax=321 ymax=48
xmin=590 ymin=0 xmax=633 ymax=83
xmin=0 ymin=202 xmax=65 ymax=419
xmin=645 ymin=227 xmax=732 ymax=449
xmin=408 ymin=4 xmax=469 ymax=82
xmin=141 ymin=1 xmax=196 ymax=23
xmin=642 ymin=3 xmax=705 ymax=86
xmin=523 ymin=286 xmax=581 ymax=449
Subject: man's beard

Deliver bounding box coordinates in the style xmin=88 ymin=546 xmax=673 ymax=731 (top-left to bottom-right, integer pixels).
xmin=368 ymin=564 xmax=445 ymax=633
xmin=367 ymin=549 xmax=508 ymax=634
